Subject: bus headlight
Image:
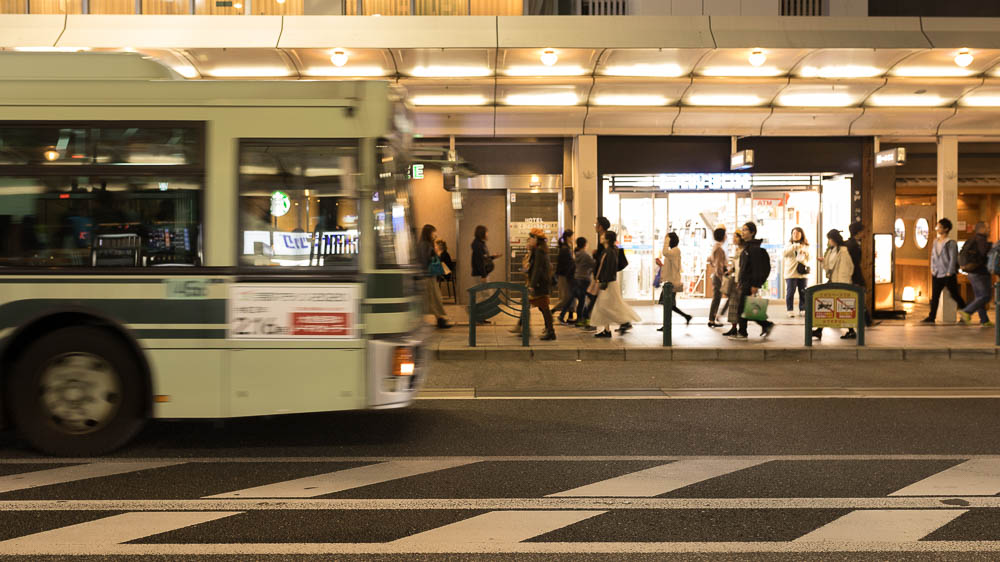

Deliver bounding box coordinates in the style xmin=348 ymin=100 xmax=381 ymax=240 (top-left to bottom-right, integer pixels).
xmin=393 ymin=347 xmax=415 ymax=377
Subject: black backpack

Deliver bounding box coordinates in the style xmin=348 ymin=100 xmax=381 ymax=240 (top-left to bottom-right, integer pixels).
xmin=959 ymin=239 xmax=984 ymax=271
xmin=617 ymin=247 xmax=628 ymax=271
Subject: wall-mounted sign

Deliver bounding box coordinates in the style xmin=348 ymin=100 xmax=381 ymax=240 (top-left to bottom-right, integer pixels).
xmin=915 ymin=217 xmax=930 ymax=249
xmin=654 ymin=173 xmax=752 ymax=192
xmin=730 ymin=149 xmax=754 ymax=171
xmin=875 ymin=147 xmax=906 ymax=168
xmin=894 ymin=218 xmax=905 ymax=248
xmin=411 ymin=164 xmax=424 ymax=179
xmin=270 ymin=190 xmax=290 ymax=217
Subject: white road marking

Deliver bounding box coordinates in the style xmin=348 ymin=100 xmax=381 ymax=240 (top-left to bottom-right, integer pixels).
xmin=2 ymin=541 xmax=1000 ymax=555
xmin=795 ymin=509 xmax=967 ymax=542
xmin=2 ymin=497 xmax=1000 ymax=511
xmin=392 ymin=510 xmax=606 ymax=545
xmin=548 ymin=459 xmax=766 ymax=497
xmin=0 ymin=462 xmax=182 ymax=494
xmin=891 ymin=459 xmax=1000 ymax=496
xmin=205 ymin=459 xmax=476 ymax=498
xmin=0 ymin=511 xmax=241 ymax=549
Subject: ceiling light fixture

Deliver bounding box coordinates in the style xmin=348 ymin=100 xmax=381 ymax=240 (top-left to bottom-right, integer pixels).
xmin=700 ymin=66 xmax=783 ymax=77
xmin=540 ymin=49 xmax=558 ymax=67
xmin=959 ymin=94 xmax=1000 ymax=107
xmin=592 ymin=94 xmax=670 ymax=106
xmin=306 ymin=66 xmax=386 ymax=77
xmin=410 ymin=95 xmax=489 ymax=106
xmin=777 ymin=93 xmax=855 ymax=107
xmin=955 ymin=48 xmax=974 ymax=68
xmin=799 ymin=65 xmax=883 ymax=79
xmin=505 ymin=65 xmax=587 ymax=77
xmin=43 ymin=148 xmax=59 ymax=162
xmin=409 ymin=65 xmax=492 ymax=78
xmin=748 ymin=48 xmax=767 ymax=67
xmin=602 ymin=64 xmax=685 ymax=77
xmin=686 ymin=94 xmax=764 ymax=106
xmin=867 ymin=94 xmax=949 ymax=107
xmin=330 ymin=49 xmax=349 ymax=67
xmin=505 ymin=92 xmax=579 ymax=106
xmin=205 ymin=66 xmax=292 ymax=78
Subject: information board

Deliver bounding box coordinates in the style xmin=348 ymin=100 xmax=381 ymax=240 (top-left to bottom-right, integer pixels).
xmin=228 ymin=284 xmax=360 ymax=340
xmin=811 ymin=288 xmax=858 ymax=329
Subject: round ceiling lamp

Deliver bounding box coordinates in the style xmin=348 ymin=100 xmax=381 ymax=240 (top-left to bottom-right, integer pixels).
xmin=43 ymin=148 xmax=59 ymax=162
xmin=954 ymin=48 xmax=974 ymax=68
xmin=748 ymin=48 xmax=767 ymax=67
xmin=330 ymin=48 xmax=349 ymax=67
xmin=540 ymin=49 xmax=558 ymax=67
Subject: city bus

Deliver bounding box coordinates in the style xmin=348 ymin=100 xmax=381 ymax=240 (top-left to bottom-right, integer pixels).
xmin=0 ymin=52 xmax=427 ymax=455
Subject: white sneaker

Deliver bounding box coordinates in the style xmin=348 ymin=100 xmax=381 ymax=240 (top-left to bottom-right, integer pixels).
xmin=786 ymin=311 xmax=796 ymax=318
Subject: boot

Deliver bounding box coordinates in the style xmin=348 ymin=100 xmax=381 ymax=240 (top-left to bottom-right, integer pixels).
xmin=436 ymin=318 xmax=453 ymax=329
xmin=540 ymin=331 xmax=556 ymax=341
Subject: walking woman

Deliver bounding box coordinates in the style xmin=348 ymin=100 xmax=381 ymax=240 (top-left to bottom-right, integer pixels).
xmin=658 ymin=232 xmax=693 ymax=330
xmin=812 ymin=229 xmax=854 ymax=341
xmin=418 ymin=224 xmax=452 ymax=329
xmin=783 ymin=226 xmax=811 ymax=318
xmin=589 ymin=231 xmax=641 ymax=338
xmin=470 ymin=225 xmax=499 ymax=324
xmin=527 ymin=228 xmax=556 ymax=340
xmin=553 ymin=229 xmax=577 ymax=324
xmin=721 ymin=232 xmax=745 ymax=337
xmin=572 ymin=236 xmax=596 ymax=327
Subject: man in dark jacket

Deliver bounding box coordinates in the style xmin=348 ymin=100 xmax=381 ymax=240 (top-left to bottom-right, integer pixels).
xmin=733 ymin=222 xmax=775 ymax=340
xmin=527 ymin=228 xmax=556 ymax=340
xmin=845 ymin=221 xmax=872 ymax=337
xmin=959 ymin=221 xmax=994 ymax=326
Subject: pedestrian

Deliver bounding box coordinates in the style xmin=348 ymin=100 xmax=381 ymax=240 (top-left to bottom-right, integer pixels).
xmin=958 ymin=221 xmax=994 ymax=327
xmin=553 ymin=229 xmax=577 ymax=324
xmin=417 ymin=224 xmax=452 ymax=329
xmin=572 ymin=236 xmax=597 ymax=328
xmin=721 ymin=231 xmax=745 ymax=337
xmin=707 ymin=227 xmax=727 ymax=327
xmin=812 ymin=229 xmax=854 ymax=341
xmin=923 ymin=218 xmax=967 ymax=324
xmin=527 ymin=228 xmax=556 ymax=341
xmin=731 ymin=222 xmax=775 ymax=340
xmin=845 ymin=221 xmax=873 ymax=332
xmin=783 ymin=226 xmax=810 ymax=318
xmin=582 ymin=216 xmax=612 ymax=333
xmin=589 ymin=230 xmax=641 ymax=338
xmin=435 ymin=239 xmax=455 ymax=280
xmin=509 ymin=245 xmax=534 ymax=335
xmin=657 ymin=231 xmax=692 ymax=330
xmin=470 ymin=225 xmax=499 ymax=325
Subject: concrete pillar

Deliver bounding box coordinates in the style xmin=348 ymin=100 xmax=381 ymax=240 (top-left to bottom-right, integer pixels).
xmin=572 ymin=135 xmax=598 ymax=235
xmin=937 ymin=135 xmax=959 ymax=322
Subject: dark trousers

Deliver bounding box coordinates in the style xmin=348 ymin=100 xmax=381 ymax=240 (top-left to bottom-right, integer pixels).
xmin=532 ymin=295 xmax=554 ymax=334
xmin=573 ymin=278 xmax=595 ymax=321
xmin=928 ymin=274 xmax=967 ymax=320
xmin=709 ymin=274 xmax=723 ymax=322
xmin=737 ymin=289 xmax=773 ymax=336
xmin=785 ymin=277 xmax=807 ymax=312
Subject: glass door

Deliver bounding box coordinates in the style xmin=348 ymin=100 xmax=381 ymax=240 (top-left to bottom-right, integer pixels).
xmin=618 ymin=195 xmax=656 ymax=301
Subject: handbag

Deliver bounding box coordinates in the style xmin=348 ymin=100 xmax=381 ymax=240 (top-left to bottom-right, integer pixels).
xmin=428 ymin=256 xmax=445 ymax=277
xmin=588 ymin=254 xmax=606 ymax=296
xmin=796 ymin=262 xmax=810 ymax=275
xmin=484 ymin=255 xmax=495 ymax=275
xmin=720 ymin=274 xmax=733 ymax=295
xmin=653 ymin=268 xmax=662 ymax=289
xmin=741 ymin=295 xmax=769 ymax=322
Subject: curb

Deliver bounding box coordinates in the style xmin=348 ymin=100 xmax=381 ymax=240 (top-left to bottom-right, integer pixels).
xmin=434 ymin=347 xmax=1000 ymax=362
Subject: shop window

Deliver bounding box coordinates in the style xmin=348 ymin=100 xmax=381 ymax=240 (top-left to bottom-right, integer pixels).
xmin=373 ymin=142 xmax=415 ymax=269
xmin=89 ymin=0 xmax=135 ymax=13
xmin=914 ymin=218 xmax=930 ymax=249
xmin=1 ymin=0 xmax=28 ymax=14
xmin=239 ymin=141 xmax=360 ymax=269
xmin=194 ymin=0 xmax=246 ymax=14
xmin=894 ymin=218 xmax=905 ymax=248
xmin=27 ymin=0 xmax=83 ymax=13
xmin=344 ymin=0 xmax=410 ymax=15
xmin=470 ymin=0 xmax=522 ymax=15
xmin=143 ymin=0 xmax=191 ymax=14
xmin=252 ymin=0 xmax=303 ymax=14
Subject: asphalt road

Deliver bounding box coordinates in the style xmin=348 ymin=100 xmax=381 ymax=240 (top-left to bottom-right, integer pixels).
xmin=1 ymin=397 xmax=1000 ymax=560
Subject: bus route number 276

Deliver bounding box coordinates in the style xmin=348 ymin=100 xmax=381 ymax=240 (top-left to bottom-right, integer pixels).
xmin=231 ymin=314 xmax=287 ymax=336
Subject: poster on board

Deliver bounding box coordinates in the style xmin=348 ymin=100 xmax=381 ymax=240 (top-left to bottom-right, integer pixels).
xmin=229 ymin=284 xmax=360 ymax=340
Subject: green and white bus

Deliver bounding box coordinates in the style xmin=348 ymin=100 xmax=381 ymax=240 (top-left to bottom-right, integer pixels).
xmin=0 ymin=53 xmax=427 ymax=455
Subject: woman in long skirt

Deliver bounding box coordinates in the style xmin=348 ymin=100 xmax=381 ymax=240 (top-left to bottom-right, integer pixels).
xmin=418 ymin=224 xmax=452 ymax=329
xmin=589 ymin=231 xmax=641 ymax=338
xmin=721 ymin=232 xmax=744 ymax=337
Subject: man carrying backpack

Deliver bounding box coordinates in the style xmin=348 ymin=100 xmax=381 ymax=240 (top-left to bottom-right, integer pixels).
xmin=959 ymin=221 xmax=994 ymax=327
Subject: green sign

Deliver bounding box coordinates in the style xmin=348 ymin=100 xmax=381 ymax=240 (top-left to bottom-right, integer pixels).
xmin=164 ymin=279 xmax=209 ymax=300
xmin=411 ymin=164 xmax=424 ymax=179
xmin=270 ymin=190 xmax=290 ymax=218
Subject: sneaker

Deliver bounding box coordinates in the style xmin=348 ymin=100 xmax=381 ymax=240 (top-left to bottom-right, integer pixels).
xmin=761 ymin=322 xmax=774 ymax=339
xmin=436 ymin=318 xmax=453 ymax=329
xmin=617 ymin=323 xmax=632 ymax=335
xmin=721 ymin=328 xmax=737 ymax=337
xmin=540 ymin=332 xmax=556 ymax=341
xmin=841 ymin=329 xmax=857 ymax=340
xmin=786 ymin=311 xmax=796 ymax=318
xmin=594 ymin=330 xmax=612 ymax=338
xmin=728 ymin=332 xmax=748 ymax=340
xmin=921 ymin=317 xmax=935 ymax=324
xmin=959 ymin=311 xmax=972 ymax=324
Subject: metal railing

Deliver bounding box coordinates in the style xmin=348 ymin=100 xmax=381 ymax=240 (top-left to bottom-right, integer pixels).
xmin=468 ymin=282 xmax=529 ymax=347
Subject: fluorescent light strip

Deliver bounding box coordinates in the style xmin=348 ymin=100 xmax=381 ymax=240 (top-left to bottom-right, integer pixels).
xmin=776 ymin=93 xmax=856 ymax=107
xmin=798 ymin=65 xmax=884 ymax=78
xmin=409 ymin=66 xmax=492 ymax=78
xmin=867 ymin=94 xmax=950 ymax=107
xmin=205 ymin=67 xmax=292 ymax=78
xmin=171 ymin=65 xmax=199 ymax=79
xmin=504 ymin=93 xmax=580 ymax=106
xmin=592 ymin=94 xmax=670 ymax=106
xmin=504 ymin=65 xmax=587 ymax=77
xmin=686 ymin=94 xmax=764 ymax=106
xmin=305 ymin=66 xmax=387 ymax=77
xmin=960 ymin=95 xmax=1000 ymax=107
xmin=411 ymin=95 xmax=489 ymax=106
xmin=602 ymin=64 xmax=685 ymax=77
xmin=14 ymin=46 xmax=90 ymax=53
xmin=892 ymin=66 xmax=977 ymax=78
xmin=699 ymin=66 xmax=784 ymax=77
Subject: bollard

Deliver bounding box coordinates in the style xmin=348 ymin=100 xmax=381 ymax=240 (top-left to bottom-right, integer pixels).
xmin=660 ymin=282 xmax=674 ymax=347
xmin=468 ymin=287 xmax=477 ymax=348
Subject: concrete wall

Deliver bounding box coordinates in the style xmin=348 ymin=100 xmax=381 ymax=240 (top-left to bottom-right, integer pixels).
xmin=411 ymin=169 xmax=458 ymax=265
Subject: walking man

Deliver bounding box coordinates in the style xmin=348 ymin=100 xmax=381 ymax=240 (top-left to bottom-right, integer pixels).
xmin=959 ymin=222 xmax=994 ymax=327
xmin=923 ymin=218 xmax=967 ymax=324
xmin=732 ymin=222 xmax=775 ymax=340
xmin=844 ymin=221 xmax=872 ymax=338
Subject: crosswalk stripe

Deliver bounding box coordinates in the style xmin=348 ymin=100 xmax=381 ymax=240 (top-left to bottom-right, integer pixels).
xmin=547 ymin=459 xmax=766 ymax=497
xmin=0 ymin=462 xmax=182 ymax=494
xmin=392 ymin=510 xmax=606 ymax=545
xmin=204 ymin=459 xmax=477 ymax=498
xmin=890 ymin=459 xmax=1000 ymax=496
xmin=795 ymin=509 xmax=967 ymax=542
xmin=0 ymin=511 xmax=241 ymax=549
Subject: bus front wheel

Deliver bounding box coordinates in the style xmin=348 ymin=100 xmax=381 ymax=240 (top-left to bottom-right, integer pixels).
xmin=8 ymin=326 xmax=147 ymax=456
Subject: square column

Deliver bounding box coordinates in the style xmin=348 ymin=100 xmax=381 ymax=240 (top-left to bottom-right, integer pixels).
xmin=937 ymin=136 xmax=959 ymax=322
xmin=572 ymin=135 xmax=598 ymax=234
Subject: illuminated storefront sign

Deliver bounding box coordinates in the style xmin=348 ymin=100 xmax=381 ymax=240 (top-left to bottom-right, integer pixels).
xmin=875 ymin=147 xmax=906 ymax=168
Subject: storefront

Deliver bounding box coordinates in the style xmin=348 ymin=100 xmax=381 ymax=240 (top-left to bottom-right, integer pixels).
xmin=597 ymin=136 xmax=865 ymax=303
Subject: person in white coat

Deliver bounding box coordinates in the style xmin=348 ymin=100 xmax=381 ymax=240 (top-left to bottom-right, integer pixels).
xmin=657 ymin=232 xmax=693 ymax=330
xmin=783 ymin=227 xmax=811 ymax=318
xmin=812 ymin=229 xmax=854 ymax=341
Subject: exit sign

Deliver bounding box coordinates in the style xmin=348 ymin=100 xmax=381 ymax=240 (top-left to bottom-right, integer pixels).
xmin=411 ymin=164 xmax=424 ymax=179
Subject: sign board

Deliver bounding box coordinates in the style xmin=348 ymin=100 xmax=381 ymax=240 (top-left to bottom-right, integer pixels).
xmin=811 ymin=288 xmax=857 ymax=328
xmin=411 ymin=164 xmax=424 ymax=179
xmin=875 ymin=147 xmax=906 ymax=168
xmin=164 ymin=279 xmax=209 ymax=300
xmin=270 ymin=190 xmax=290 ymax=217
xmin=651 ymin=173 xmax=752 ymax=192
xmin=730 ymin=149 xmax=754 ymax=171
xmin=229 ymin=284 xmax=360 ymax=340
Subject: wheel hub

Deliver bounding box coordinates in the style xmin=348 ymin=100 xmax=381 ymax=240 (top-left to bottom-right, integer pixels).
xmin=39 ymin=353 xmax=121 ymax=435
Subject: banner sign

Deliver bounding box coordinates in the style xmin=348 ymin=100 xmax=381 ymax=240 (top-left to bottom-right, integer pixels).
xmin=811 ymin=288 xmax=857 ymax=329
xmin=229 ymin=284 xmax=360 ymax=339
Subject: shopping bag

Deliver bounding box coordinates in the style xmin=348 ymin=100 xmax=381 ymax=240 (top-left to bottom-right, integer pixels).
xmin=652 ymin=268 xmax=662 ymax=288
xmin=741 ymin=296 xmax=769 ymax=322
xmin=586 ymin=279 xmax=600 ymax=296
xmin=428 ymin=256 xmax=445 ymax=277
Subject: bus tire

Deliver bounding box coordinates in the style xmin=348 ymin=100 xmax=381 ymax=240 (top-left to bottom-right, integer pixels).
xmin=8 ymin=326 xmax=146 ymax=456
